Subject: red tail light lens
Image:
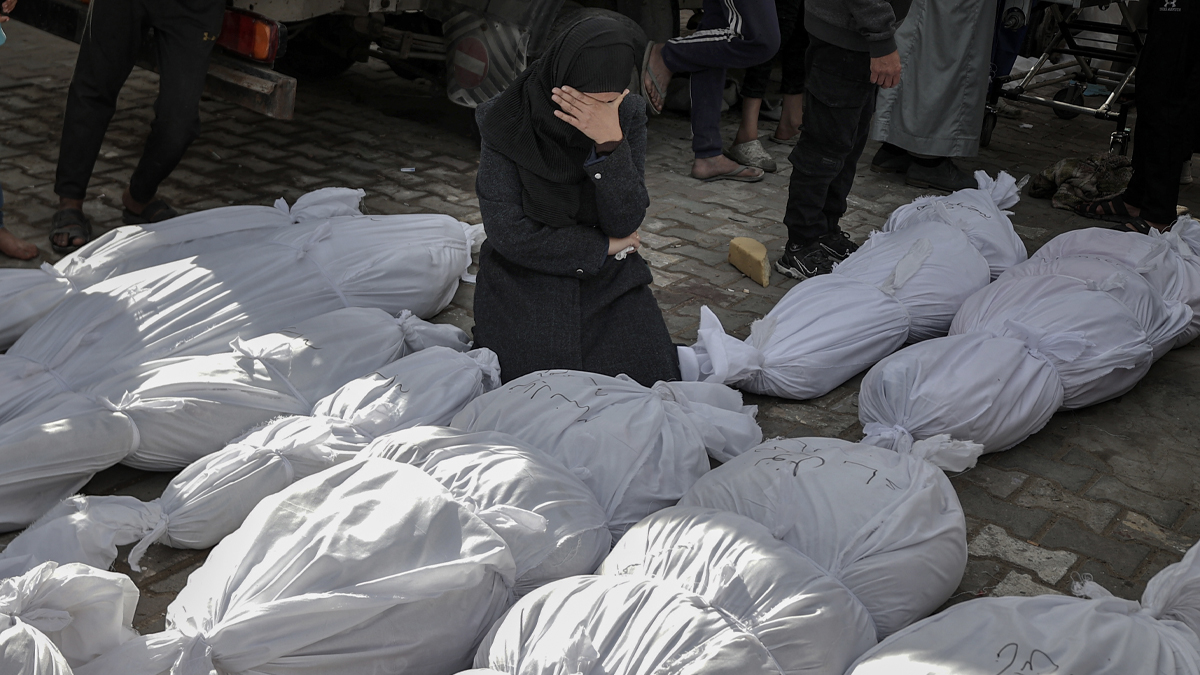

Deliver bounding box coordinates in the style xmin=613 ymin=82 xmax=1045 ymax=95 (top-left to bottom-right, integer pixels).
xmin=217 ymin=10 xmax=280 ymax=62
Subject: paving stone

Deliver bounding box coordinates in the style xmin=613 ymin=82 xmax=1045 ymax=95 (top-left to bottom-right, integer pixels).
xmin=991 ymin=571 xmax=1064 ymax=598
xmin=1039 ymin=519 xmax=1150 ymax=577
xmin=1111 ymin=512 xmax=1196 ymax=555
xmin=984 ymin=442 xmax=1095 ymax=493
xmin=956 ymin=483 xmax=1053 ymax=540
xmin=958 ymin=464 xmax=1028 ymax=499
xmin=1012 ymin=477 xmax=1119 ymax=533
xmin=968 ymin=524 xmax=1077 ymax=584
xmin=1085 ymin=476 xmax=1186 ymax=528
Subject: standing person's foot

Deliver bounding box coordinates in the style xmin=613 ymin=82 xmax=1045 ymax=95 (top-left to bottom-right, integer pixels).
xmin=775 ymin=241 xmax=837 ymax=280
xmin=816 ymin=230 xmax=859 ymax=261
xmin=641 ymin=42 xmax=672 ymax=115
xmin=691 ymin=155 xmax=764 ymax=182
xmin=121 ymin=187 xmax=178 ymax=225
xmin=0 ymin=228 xmax=39 ymax=260
xmin=905 ymin=158 xmax=978 ymax=192
xmin=725 ymin=139 xmax=777 ymax=173
xmin=870 ymin=144 xmax=911 ymax=173
xmin=49 ymin=208 xmax=92 ymax=254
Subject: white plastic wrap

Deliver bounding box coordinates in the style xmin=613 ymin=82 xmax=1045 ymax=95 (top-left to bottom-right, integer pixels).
xmin=0 ymin=308 xmax=468 ymax=531
xmin=0 ymin=346 xmax=496 ymax=571
xmin=846 ymin=541 xmax=1200 ymax=675
xmin=0 ymin=188 xmax=365 ymax=350
xmin=949 ymin=274 xmax=1157 ymax=409
xmin=598 ymin=507 xmax=878 ymax=673
xmin=678 ymin=222 xmax=990 ymax=400
xmin=450 ymin=371 xmax=762 ymax=538
xmin=75 ymin=459 xmax=518 ymax=675
xmin=680 ymin=437 xmax=968 ymax=638
xmin=0 ymin=562 xmax=138 ymax=668
xmin=859 ymin=332 xmax=1065 ymax=454
xmin=0 ymin=619 xmax=74 ymax=675
xmin=882 ymin=170 xmax=1029 ymax=279
xmin=475 ymin=575 xmax=798 ymax=675
xmin=997 ymin=254 xmax=1193 ymax=360
xmin=1 ymin=210 xmax=473 ymax=420
xmin=364 ymin=426 xmax=611 ymax=594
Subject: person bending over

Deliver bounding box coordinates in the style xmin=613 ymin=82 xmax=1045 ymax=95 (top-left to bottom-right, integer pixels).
xmin=472 ymin=17 xmax=681 ymax=386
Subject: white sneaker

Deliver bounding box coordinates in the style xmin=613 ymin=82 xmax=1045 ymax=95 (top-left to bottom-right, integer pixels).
xmin=1183 ymin=158 xmax=1194 ymax=185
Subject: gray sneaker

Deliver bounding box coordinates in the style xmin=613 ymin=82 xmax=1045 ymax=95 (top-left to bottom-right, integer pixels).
xmin=775 ymin=242 xmax=836 ymax=280
xmin=905 ymin=158 xmax=978 ymax=192
xmin=725 ymin=139 xmax=777 ymax=173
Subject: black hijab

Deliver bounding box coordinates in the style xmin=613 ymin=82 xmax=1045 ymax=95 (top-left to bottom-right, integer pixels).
xmin=478 ymin=17 xmax=639 ymax=228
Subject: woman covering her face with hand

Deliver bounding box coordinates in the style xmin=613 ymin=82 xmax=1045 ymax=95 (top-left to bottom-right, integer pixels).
xmin=472 ymin=16 xmax=680 ymax=386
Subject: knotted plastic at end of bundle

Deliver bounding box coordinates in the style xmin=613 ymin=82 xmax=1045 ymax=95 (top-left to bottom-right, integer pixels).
xmin=468 ymin=348 xmax=503 ymax=392
xmin=0 ymin=608 xmax=74 ymax=635
xmin=38 ymin=262 xmax=74 ymax=286
xmin=690 ymin=306 xmax=766 ymax=387
xmin=462 ymin=223 xmax=487 ymax=283
xmin=127 ymin=511 xmax=170 ymax=573
xmin=909 ymin=434 xmax=984 ymax=472
xmin=862 ymin=424 xmax=983 ymax=471
xmin=1139 ymin=540 xmax=1200 ymax=636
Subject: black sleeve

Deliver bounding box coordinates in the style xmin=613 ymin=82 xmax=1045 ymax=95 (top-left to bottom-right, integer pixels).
xmin=476 ymin=141 xmax=610 ymax=278
xmin=585 ymin=98 xmax=650 ymax=239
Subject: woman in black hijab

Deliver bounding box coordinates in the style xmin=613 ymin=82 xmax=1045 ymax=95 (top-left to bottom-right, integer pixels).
xmin=472 ymin=16 xmax=680 ymax=386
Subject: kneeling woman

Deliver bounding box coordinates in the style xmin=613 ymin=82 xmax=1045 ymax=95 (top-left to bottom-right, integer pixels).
xmin=472 ymin=17 xmax=680 ymax=386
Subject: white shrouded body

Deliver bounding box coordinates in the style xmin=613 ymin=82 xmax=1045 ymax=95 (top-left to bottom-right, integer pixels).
xmin=0 ymin=345 xmax=495 ymax=573
xmin=364 ymin=426 xmax=611 ymax=595
xmin=846 ymin=541 xmax=1200 ymax=675
xmin=450 ymin=371 xmax=761 ymax=537
xmin=0 ymin=188 xmax=366 ymax=350
xmin=76 ymin=459 xmax=518 ymax=675
xmin=598 ymin=506 xmax=878 ymax=673
xmin=680 ymin=437 xmax=967 ymax=638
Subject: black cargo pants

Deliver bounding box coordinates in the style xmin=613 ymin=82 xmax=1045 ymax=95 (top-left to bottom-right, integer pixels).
xmin=781 ymin=36 xmax=875 ymax=247
xmin=55 ymin=0 xmax=224 ymax=203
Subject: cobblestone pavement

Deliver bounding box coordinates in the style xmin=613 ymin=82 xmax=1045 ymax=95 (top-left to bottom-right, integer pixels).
xmin=2 ymin=19 xmax=1199 ymax=633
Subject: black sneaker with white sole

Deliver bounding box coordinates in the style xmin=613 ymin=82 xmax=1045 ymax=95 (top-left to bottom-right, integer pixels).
xmin=775 ymin=242 xmax=836 ymax=280
xmin=817 ymin=230 xmax=859 ymax=261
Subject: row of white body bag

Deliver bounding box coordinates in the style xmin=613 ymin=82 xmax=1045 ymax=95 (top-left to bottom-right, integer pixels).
xmin=0 ymin=363 xmax=765 ymax=674
xmin=8 ymin=429 xmax=1199 ymax=675
xmin=860 ymin=216 xmax=1200 ymax=457
xmin=0 ymin=188 xmax=482 ymax=530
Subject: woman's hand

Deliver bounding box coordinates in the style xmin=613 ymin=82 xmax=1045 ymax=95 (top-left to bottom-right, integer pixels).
xmin=0 ymin=0 xmax=17 ymax=22
xmin=553 ymin=86 xmax=628 ymax=146
xmin=608 ymin=231 xmax=641 ymax=256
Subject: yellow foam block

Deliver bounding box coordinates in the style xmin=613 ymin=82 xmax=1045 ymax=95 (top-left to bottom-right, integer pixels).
xmin=728 ymin=237 xmax=770 ymax=287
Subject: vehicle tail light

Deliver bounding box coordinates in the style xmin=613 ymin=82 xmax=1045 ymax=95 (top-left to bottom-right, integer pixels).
xmin=217 ymin=10 xmax=281 ymax=62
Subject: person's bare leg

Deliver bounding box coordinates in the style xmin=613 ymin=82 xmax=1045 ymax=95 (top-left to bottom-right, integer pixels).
xmin=53 ymin=196 xmax=88 ymax=250
xmin=773 ymin=93 xmax=804 ymax=141
xmin=692 ymin=155 xmax=764 ymax=180
xmin=643 ymin=43 xmax=673 ymax=112
xmin=735 ymin=97 xmax=763 ymax=145
xmin=0 ymin=228 xmax=38 ymax=260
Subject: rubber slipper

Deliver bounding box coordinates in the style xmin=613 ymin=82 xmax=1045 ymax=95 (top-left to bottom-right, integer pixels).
xmin=122 ymin=199 xmax=178 ymax=225
xmin=641 ymin=42 xmax=668 ymax=116
xmin=1075 ymin=194 xmax=1134 ymax=223
xmin=1109 ymin=216 xmax=1155 ymax=235
xmin=695 ymin=165 xmax=765 ymax=183
xmin=49 ymin=208 xmax=92 ymax=255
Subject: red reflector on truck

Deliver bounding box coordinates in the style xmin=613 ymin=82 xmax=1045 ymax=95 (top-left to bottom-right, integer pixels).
xmin=217 ymin=10 xmax=280 ymax=62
